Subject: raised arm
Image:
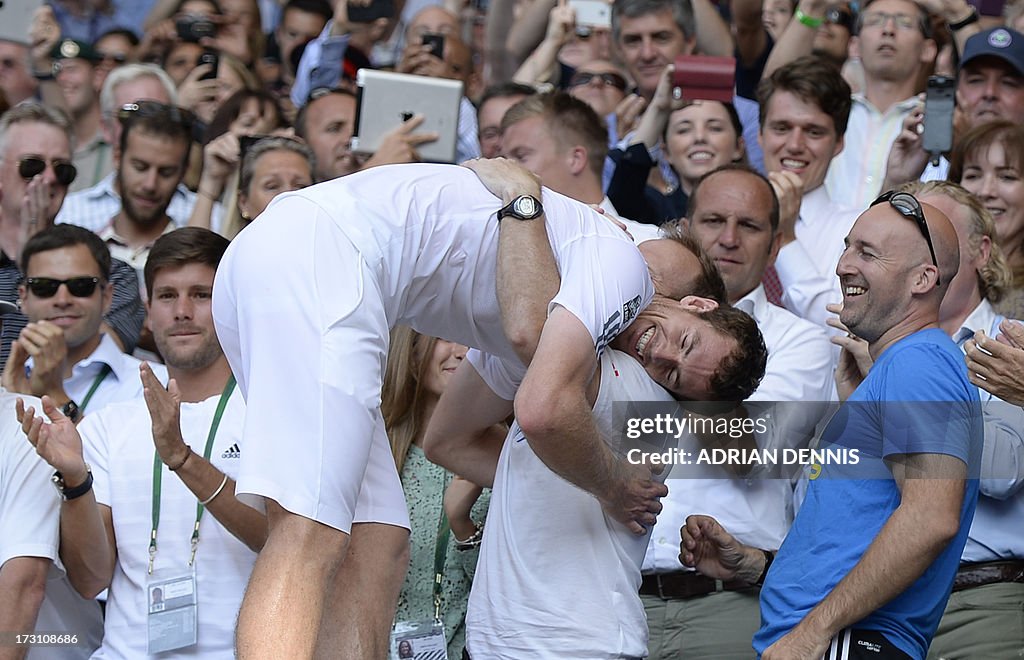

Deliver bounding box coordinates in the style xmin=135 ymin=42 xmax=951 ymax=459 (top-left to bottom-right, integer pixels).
xmin=516 ymin=306 xmax=665 ymax=534
xmin=142 ymin=364 xmax=266 ymax=552
xmin=17 ymin=397 xmax=117 ymax=599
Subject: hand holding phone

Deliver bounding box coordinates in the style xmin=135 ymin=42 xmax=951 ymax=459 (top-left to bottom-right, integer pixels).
xmin=922 ymin=75 xmax=955 ymax=166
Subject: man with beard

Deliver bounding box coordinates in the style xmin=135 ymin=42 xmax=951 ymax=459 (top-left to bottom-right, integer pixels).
xmin=97 ymin=101 xmax=193 ymax=284
xmin=0 ymin=102 xmax=145 ymax=366
xmin=18 ymin=227 xmax=263 ymax=658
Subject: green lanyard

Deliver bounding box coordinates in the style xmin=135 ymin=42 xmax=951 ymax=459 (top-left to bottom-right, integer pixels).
xmin=433 ymin=506 xmax=451 ymax=623
xmin=79 ymin=364 xmax=112 ymax=414
xmin=148 ymin=375 xmax=236 ymax=574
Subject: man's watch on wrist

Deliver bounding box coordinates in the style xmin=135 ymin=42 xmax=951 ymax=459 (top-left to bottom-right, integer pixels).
xmin=497 ymin=195 xmax=543 ymax=222
xmin=948 ymin=7 xmax=979 ymax=31
xmin=52 ymin=464 xmax=93 ymax=501
xmin=61 ymin=399 xmax=81 ymax=423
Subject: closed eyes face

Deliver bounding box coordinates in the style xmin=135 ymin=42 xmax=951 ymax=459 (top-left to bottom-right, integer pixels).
xmin=239 ymin=150 xmax=313 ymax=219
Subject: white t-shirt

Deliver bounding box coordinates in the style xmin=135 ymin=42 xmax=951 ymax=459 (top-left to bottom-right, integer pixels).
xmin=80 ymin=389 xmax=255 ymax=659
xmin=466 ymin=350 xmax=673 ymax=659
xmin=275 ymin=163 xmax=654 ymax=361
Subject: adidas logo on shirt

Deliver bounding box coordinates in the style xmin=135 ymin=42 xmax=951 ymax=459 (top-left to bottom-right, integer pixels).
xmin=221 ymin=443 xmax=240 ymax=459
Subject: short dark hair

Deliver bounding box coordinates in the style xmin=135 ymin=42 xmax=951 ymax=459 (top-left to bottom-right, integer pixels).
xmin=144 ymin=227 xmax=230 ymax=298
xmin=283 ymin=0 xmax=333 ymax=23
xmin=21 ymin=224 xmax=112 ymax=282
xmin=757 ymin=55 xmax=852 ymax=138
xmin=612 ymin=0 xmax=696 ymax=41
xmin=502 ymin=92 xmax=608 ymax=176
xmin=118 ymin=105 xmax=194 ymax=164
xmin=705 ymin=305 xmax=767 ymax=401
xmin=204 ymin=89 xmax=285 ymax=145
xmin=658 ymin=222 xmax=729 ymax=302
xmin=294 ymin=88 xmax=356 ymax=139
xmin=478 ymin=81 xmax=537 ymax=113
xmin=96 ymin=27 xmax=141 ymax=47
xmin=688 ymin=164 xmax=780 ymax=232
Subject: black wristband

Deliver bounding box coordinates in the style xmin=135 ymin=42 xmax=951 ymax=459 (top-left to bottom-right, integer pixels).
xmin=948 ymin=8 xmax=979 ymax=31
xmin=754 ymin=549 xmax=774 ymax=586
xmin=53 ymin=468 xmax=93 ymax=500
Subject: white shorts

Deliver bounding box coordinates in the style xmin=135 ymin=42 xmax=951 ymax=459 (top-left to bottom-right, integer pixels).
xmin=213 ymin=209 xmax=409 ymax=533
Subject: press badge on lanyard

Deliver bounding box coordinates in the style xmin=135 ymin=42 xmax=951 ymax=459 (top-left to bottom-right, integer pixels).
xmin=390 ymin=506 xmax=450 ymax=660
xmin=146 ymin=376 xmax=235 ymax=653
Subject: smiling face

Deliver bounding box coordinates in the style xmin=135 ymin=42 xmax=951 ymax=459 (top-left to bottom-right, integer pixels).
xmin=146 ymin=262 xmax=223 ymax=370
xmin=836 ymin=203 xmax=939 ymax=345
xmin=958 ymin=140 xmax=1024 ymax=253
xmin=419 ymin=338 xmax=467 ymax=399
xmin=688 ymin=170 xmax=779 ymax=302
xmin=664 ymin=101 xmax=744 ymax=193
xmin=759 ymin=89 xmax=843 ymax=192
xmin=610 ymin=296 xmax=736 ymax=400
xmin=20 ymin=244 xmax=111 ymax=353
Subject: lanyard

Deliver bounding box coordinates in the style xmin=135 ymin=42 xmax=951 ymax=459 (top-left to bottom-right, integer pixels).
xmin=79 ymin=364 xmax=111 ymax=414
xmin=433 ymin=507 xmax=451 ymax=623
xmin=148 ymin=375 xmax=236 ymax=574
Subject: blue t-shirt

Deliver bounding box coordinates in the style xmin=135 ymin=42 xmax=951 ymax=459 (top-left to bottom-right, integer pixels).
xmin=754 ymin=329 xmax=981 ymax=659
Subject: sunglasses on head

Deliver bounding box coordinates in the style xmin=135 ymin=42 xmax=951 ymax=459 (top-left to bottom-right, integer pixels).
xmin=18 ymin=157 xmax=77 ymax=187
xmin=25 ymin=276 xmax=101 ymax=298
xmin=568 ymin=71 xmax=628 ymax=91
xmin=117 ymin=100 xmax=196 ymax=128
xmin=870 ymin=190 xmax=940 ymax=284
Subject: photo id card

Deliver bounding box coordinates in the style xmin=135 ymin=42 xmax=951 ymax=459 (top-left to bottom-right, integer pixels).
xmin=147 ymin=571 xmax=198 ymax=654
xmin=391 ymin=619 xmax=448 ymax=660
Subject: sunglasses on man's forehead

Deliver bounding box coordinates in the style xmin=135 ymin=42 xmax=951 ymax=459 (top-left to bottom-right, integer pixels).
xmin=870 ymin=190 xmax=941 ymax=285
xmin=18 ymin=157 xmax=77 ymax=187
xmin=24 ymin=276 xmax=102 ymax=298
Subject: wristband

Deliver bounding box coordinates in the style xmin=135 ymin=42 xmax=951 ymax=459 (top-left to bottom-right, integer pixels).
xmin=168 ymin=448 xmax=192 ymax=471
xmin=454 ymin=523 xmax=484 ymax=551
xmin=948 ymin=7 xmax=979 ymax=31
xmin=795 ymin=8 xmax=824 ymax=28
xmin=755 ymin=549 xmax=774 ymax=586
xmin=52 ymin=465 xmax=93 ymax=501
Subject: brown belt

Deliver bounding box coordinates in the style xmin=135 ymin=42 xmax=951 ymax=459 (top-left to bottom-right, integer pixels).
xmin=639 ymin=571 xmax=753 ymax=600
xmin=952 ymin=560 xmax=1024 ymax=592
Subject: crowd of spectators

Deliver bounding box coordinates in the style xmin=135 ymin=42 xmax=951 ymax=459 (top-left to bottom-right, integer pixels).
xmin=1 ymin=0 xmax=1024 ymax=657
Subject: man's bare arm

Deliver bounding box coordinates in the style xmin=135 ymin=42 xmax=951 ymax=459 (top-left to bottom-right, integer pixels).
xmin=465 ymin=158 xmax=559 ymax=365
xmin=764 ymin=452 xmax=966 ymax=658
xmin=0 ymin=557 xmax=49 ymax=658
xmin=424 ymin=361 xmax=513 ymax=488
xmin=516 ymin=307 xmax=665 ymax=534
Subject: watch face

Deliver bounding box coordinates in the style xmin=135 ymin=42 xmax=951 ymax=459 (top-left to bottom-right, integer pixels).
xmin=515 ymin=196 xmax=538 ymax=217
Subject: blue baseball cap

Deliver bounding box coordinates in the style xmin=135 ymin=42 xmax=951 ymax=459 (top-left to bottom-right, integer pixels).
xmin=961 ymin=28 xmax=1024 ymax=77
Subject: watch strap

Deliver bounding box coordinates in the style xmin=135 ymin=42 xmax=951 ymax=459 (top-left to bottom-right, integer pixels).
xmin=53 ymin=466 xmax=93 ymax=501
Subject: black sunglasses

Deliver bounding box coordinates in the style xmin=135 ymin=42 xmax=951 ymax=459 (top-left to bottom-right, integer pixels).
xmin=870 ymin=191 xmax=940 ymax=284
xmin=25 ymin=276 xmax=102 ymax=298
xmin=18 ymin=157 xmax=77 ymax=187
xmin=568 ymin=71 xmax=628 ymax=91
xmin=117 ymin=101 xmax=196 ymax=127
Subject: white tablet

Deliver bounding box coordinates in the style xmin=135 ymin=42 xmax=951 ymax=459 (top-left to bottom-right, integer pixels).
xmin=351 ymin=69 xmax=463 ymax=164
xmin=0 ymin=0 xmax=44 ymax=46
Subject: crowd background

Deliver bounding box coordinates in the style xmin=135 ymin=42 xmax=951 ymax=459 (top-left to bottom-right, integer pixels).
xmin=2 ymin=0 xmax=1024 ymax=657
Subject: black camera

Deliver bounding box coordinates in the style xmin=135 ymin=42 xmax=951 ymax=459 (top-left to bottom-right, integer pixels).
xmin=176 ymin=14 xmax=217 ymax=43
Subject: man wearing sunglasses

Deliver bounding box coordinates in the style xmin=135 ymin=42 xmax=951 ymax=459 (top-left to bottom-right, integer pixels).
xmin=681 ymin=193 xmax=982 ymax=659
xmin=0 ymin=103 xmax=145 ymax=369
xmin=2 ymin=225 xmax=165 ymax=422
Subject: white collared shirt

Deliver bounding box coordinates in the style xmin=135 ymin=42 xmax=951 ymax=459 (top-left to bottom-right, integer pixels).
xmin=775 ymin=186 xmax=861 ymax=330
xmin=953 ymin=300 xmax=1024 ymax=562
xmin=642 ymin=285 xmax=836 ymax=573
xmin=64 ymin=334 xmax=168 ymax=416
xmin=825 ymin=95 xmax=919 ymax=210
xmin=56 ymin=173 xmax=224 ymax=235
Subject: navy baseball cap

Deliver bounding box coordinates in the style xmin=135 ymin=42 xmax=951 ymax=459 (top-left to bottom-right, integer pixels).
xmin=961 ymin=28 xmax=1024 ymax=77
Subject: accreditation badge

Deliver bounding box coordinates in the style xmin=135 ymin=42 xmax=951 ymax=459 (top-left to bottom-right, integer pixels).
xmin=147 ymin=571 xmax=198 ymax=653
xmin=390 ymin=619 xmax=448 ymax=660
